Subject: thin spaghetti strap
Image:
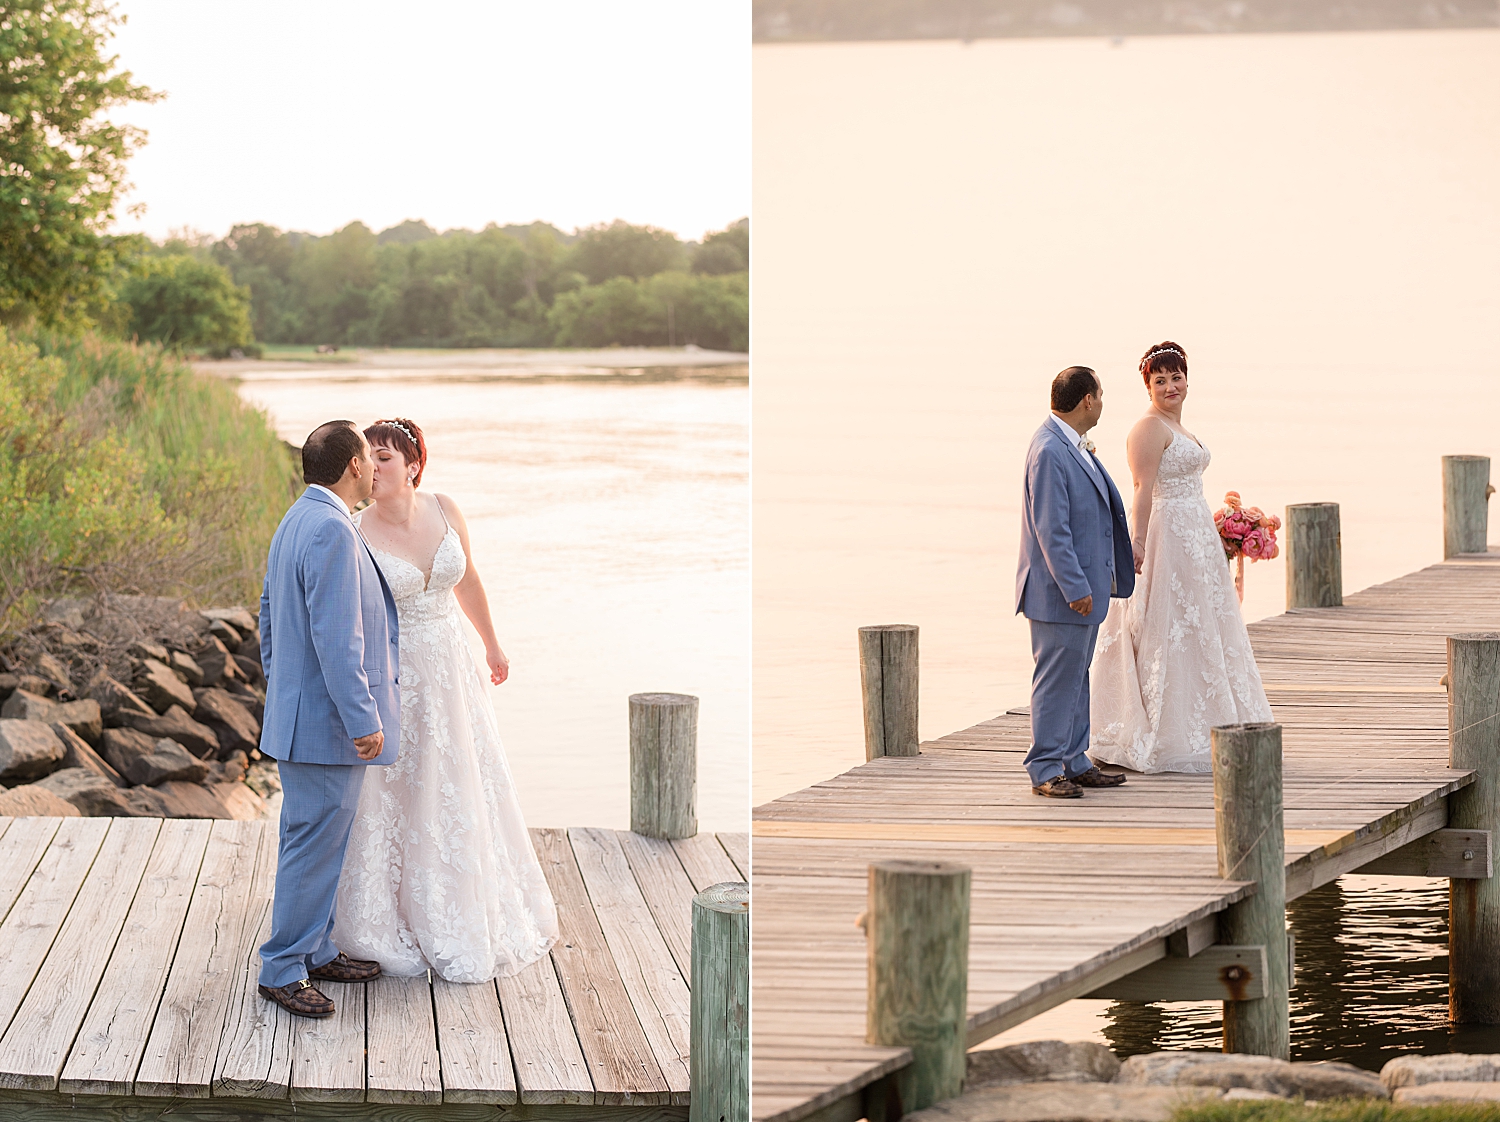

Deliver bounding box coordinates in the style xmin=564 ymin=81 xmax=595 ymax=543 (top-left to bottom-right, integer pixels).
xmin=432 ymin=493 xmax=452 ymax=531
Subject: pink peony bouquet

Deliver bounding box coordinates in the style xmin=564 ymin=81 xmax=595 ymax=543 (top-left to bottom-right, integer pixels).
xmin=1214 ymin=492 xmax=1281 ymax=564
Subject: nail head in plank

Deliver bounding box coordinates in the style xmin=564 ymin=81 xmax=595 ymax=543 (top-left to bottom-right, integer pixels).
xmin=433 ymin=977 xmax=517 ymax=1104
xmin=365 ymin=974 xmax=440 ymax=1104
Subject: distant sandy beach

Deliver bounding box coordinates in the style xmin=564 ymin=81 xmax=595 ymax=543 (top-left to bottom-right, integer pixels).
xmin=194 ymin=345 xmax=748 ymax=383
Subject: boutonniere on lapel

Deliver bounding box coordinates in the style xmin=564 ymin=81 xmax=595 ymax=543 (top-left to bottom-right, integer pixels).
xmin=1080 ymin=436 xmax=1096 ymax=454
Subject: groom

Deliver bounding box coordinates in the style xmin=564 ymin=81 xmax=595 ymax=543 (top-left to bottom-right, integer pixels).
xmin=1015 ymin=367 xmax=1134 ymax=798
xmin=256 ymin=420 xmax=400 ymax=1018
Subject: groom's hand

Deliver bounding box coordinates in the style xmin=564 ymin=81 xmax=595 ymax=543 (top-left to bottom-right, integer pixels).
xmin=1069 ymin=595 xmax=1093 ymax=616
xmin=353 ymin=730 xmax=384 ymax=760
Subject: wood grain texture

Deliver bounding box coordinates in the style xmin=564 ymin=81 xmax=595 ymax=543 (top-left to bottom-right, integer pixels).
xmin=136 ymin=818 xmax=267 ymax=1097
xmin=618 ymin=831 xmax=697 ymax=977
xmin=290 ymin=981 xmax=365 ymax=1102
xmin=718 ymin=833 xmax=749 ymax=880
xmin=630 ymin=694 xmax=698 ymax=841
xmin=859 ymin=626 xmax=919 ymax=760
xmin=0 ymin=818 xmax=164 ymax=1090
xmin=0 ymin=817 xmax=109 ymax=1038
xmin=1084 ymin=945 xmax=1268 ymax=1002
xmin=499 ymin=956 xmax=594 ymax=1105
xmin=1443 ymin=455 xmax=1490 ymax=559
xmin=366 ymin=975 xmax=440 ymax=1104
xmin=534 ymin=828 xmax=670 ymax=1105
xmin=570 ymin=828 xmax=691 ymax=1102
xmin=60 ymin=819 xmax=211 ymax=1096
xmin=672 ymin=834 xmax=743 ymax=893
xmin=1447 ymin=632 xmax=1500 ymax=1021
xmin=433 ymin=978 xmax=516 ymax=1104
xmin=690 ymin=883 xmax=748 ymax=1122
xmin=0 ymin=817 xmax=62 ymax=927
xmin=1285 ymin=503 xmax=1342 ymax=608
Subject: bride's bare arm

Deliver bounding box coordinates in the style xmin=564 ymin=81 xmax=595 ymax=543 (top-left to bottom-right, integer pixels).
xmin=435 ymin=494 xmax=510 ymax=685
xmin=1125 ymin=417 xmax=1173 ymax=573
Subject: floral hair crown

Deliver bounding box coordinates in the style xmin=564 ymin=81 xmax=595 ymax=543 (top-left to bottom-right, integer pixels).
xmin=378 ymin=419 xmax=418 ymax=447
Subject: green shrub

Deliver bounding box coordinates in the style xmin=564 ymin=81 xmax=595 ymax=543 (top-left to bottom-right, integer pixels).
xmin=117 ymin=253 xmax=255 ymax=353
xmin=0 ymin=329 xmax=299 ymax=635
xmin=549 ymin=271 xmax=748 ymax=351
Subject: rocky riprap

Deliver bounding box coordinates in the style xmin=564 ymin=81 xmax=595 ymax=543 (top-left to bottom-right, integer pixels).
xmin=903 ymin=1043 xmax=1500 ymax=1122
xmin=0 ymin=594 xmax=280 ymax=820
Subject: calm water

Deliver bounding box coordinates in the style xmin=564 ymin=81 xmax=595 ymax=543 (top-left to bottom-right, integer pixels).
xmin=754 ymin=29 xmax=1500 ymax=1060
xmin=234 ymin=364 xmax=748 ymax=831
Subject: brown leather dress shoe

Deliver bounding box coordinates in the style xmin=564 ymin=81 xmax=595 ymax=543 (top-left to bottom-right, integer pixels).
xmin=308 ymin=951 xmax=381 ymax=983
xmin=258 ymin=978 xmax=335 ymax=1018
xmin=1070 ymin=766 xmax=1127 ymax=788
xmin=1032 ymin=775 xmax=1084 ymax=798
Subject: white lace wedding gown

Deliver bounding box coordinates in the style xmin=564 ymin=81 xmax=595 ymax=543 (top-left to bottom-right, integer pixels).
xmin=1089 ymin=432 xmax=1273 ymax=773
xmin=332 ymin=514 xmax=558 ymax=982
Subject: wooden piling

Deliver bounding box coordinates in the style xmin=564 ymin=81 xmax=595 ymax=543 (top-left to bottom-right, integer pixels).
xmin=1284 ymin=504 xmax=1342 ymax=609
xmin=1444 ymin=456 xmax=1492 ymax=559
xmin=629 ymin=692 xmax=697 ymax=839
xmin=690 ymin=881 xmax=749 ymax=1122
xmin=860 ymin=625 xmax=919 ymax=760
xmin=1447 ymin=633 xmax=1500 ymax=1023
xmin=1212 ymin=722 xmax=1290 ymax=1059
xmin=866 ymin=860 xmax=970 ymax=1113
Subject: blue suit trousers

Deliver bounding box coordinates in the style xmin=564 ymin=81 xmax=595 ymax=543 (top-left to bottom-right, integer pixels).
xmin=1024 ymin=619 xmax=1100 ymax=785
xmin=258 ymin=760 xmax=367 ymax=988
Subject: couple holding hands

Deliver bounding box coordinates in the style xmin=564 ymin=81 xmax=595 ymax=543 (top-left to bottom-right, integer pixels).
xmin=1015 ymin=342 xmax=1273 ymax=798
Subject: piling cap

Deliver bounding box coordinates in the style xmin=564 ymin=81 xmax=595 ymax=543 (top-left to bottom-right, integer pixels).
xmin=695 ymin=881 xmax=748 ymax=913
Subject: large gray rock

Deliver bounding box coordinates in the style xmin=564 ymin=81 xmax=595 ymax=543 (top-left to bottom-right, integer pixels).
xmin=1382 ymin=1054 xmax=1500 ymax=1089
xmin=1116 ymin=1052 xmax=1386 ymax=1100
xmin=31 ymin=652 xmax=74 ymax=694
xmin=128 ymin=640 xmax=170 ymax=663
xmin=903 ymin=1082 xmax=1221 ymax=1122
xmin=42 ymin=597 xmax=90 ymax=630
xmin=169 ymin=650 xmax=205 ymax=687
xmin=0 ymin=784 xmax=80 ymax=817
xmin=1394 ymin=1082 xmax=1500 ymax=1104
xmin=223 ymin=679 xmax=264 ymax=723
xmin=208 ymin=619 xmax=243 ymax=648
xmin=202 ymin=607 xmax=257 ymax=634
xmin=192 ymin=688 xmax=259 ymax=755
xmin=51 ymin=722 xmax=126 ymax=787
xmin=215 ymin=781 xmax=266 ymax=821
xmin=134 ymin=659 xmax=197 ymax=714
xmin=2 ymin=691 xmax=102 ymax=745
xmin=0 ymin=719 xmax=66 ymax=782
xmin=969 ymin=1042 xmax=1121 ymax=1089
xmin=114 ymin=704 xmax=220 ymax=759
xmin=36 ymin=768 xmax=136 ymax=816
xmin=0 ymin=672 xmax=17 ymax=701
xmin=233 ymin=654 xmax=264 ymax=686
xmin=87 ymin=672 xmax=155 ymax=723
xmin=101 ymin=728 xmax=208 ymax=786
xmin=152 ymin=780 xmax=232 ymax=819
xmin=194 ymin=639 xmax=237 ymax=689
xmin=124 ymin=786 xmax=171 ymax=816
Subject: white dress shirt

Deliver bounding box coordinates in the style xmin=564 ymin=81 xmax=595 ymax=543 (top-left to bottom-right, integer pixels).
xmin=307 ymin=483 xmax=354 ymax=518
xmin=1049 ymin=414 xmax=1102 ymax=481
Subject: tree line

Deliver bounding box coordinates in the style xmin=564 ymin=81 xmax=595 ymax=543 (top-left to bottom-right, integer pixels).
xmin=0 ymin=2 xmax=746 ymax=356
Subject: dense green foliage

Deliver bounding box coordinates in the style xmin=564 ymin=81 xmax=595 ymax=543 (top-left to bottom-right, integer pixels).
xmin=0 ymin=329 xmax=300 ymax=635
xmin=1174 ymin=1097 xmax=1500 ymax=1122
xmin=205 ymin=216 xmax=748 ymax=351
xmin=116 ymin=253 xmax=256 ymax=354
xmin=0 ymin=0 xmax=157 ymax=328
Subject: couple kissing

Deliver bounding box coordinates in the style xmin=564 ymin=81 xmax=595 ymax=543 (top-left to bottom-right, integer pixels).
xmin=1015 ymin=343 xmax=1273 ymax=799
xmin=256 ymin=418 xmax=557 ymax=1018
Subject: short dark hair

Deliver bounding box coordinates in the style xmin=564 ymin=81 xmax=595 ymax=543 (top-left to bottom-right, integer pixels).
xmin=1051 ymin=366 xmax=1099 ymax=413
xmin=302 ymin=420 xmax=365 ymax=486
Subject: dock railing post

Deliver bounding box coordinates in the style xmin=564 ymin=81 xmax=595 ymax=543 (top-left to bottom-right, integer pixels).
xmin=1443 ymin=456 xmax=1493 ymax=559
xmin=1284 ymin=504 xmax=1342 ymax=609
xmin=860 ymin=625 xmax=919 ymax=759
xmin=1212 ymin=722 xmax=1290 ymax=1058
xmin=690 ymin=881 xmax=749 ymax=1122
xmin=630 ymin=692 xmax=697 ymax=839
xmin=1447 ymin=633 xmax=1500 ymax=1022
xmin=865 ymin=860 xmax=970 ymax=1114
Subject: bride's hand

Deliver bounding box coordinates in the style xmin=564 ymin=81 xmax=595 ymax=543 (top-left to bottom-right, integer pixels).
xmin=487 ymin=646 xmax=510 ymax=685
xmin=1132 ymin=540 xmax=1145 ymax=574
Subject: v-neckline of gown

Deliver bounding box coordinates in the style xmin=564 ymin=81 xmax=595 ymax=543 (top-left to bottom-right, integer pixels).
xmin=367 ymin=524 xmax=455 ymax=593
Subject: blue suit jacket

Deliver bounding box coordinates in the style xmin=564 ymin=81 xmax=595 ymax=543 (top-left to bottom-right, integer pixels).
xmin=259 ymin=488 xmax=400 ymax=765
xmin=1015 ymin=418 xmax=1135 ymax=626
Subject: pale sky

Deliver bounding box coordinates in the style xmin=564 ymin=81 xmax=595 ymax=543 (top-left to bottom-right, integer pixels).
xmin=108 ymin=1 xmax=749 ymax=242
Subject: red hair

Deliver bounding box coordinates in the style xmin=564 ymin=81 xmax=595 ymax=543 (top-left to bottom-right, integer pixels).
xmin=1139 ymin=341 xmax=1188 ymax=386
xmin=365 ymin=418 xmax=428 ymax=487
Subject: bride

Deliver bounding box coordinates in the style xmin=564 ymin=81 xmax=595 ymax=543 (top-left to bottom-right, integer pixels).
xmin=333 ymin=417 xmax=558 ymax=982
xmin=1089 ymin=343 xmax=1272 ymax=773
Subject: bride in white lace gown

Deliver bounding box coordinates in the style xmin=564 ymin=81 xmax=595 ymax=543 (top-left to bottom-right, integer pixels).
xmin=1089 ymin=343 xmax=1272 ymax=773
xmin=332 ymin=418 xmax=558 ymax=982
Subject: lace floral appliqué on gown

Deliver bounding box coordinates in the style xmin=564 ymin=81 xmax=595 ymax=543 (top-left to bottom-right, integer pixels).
xmin=333 ymin=516 xmax=558 ymax=982
xmin=1089 ymin=432 xmax=1272 ymax=773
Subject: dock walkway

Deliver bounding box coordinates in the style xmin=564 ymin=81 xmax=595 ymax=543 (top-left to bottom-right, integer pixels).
xmin=0 ymin=818 xmax=746 ymax=1120
xmin=751 ymin=553 xmax=1500 ymax=1122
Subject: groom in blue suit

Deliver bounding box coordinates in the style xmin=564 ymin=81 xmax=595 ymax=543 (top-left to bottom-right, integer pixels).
xmin=1016 ymin=367 xmax=1135 ymax=798
xmin=256 ymin=420 xmax=401 ymax=1018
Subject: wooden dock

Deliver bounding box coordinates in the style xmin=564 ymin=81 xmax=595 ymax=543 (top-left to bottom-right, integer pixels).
xmin=0 ymin=817 xmax=746 ymax=1121
xmin=751 ymin=552 xmax=1500 ymax=1122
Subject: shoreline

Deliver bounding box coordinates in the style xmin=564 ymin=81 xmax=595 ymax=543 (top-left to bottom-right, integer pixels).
xmin=193 ymin=345 xmax=748 ymax=384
